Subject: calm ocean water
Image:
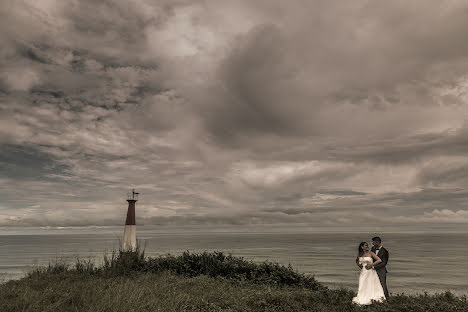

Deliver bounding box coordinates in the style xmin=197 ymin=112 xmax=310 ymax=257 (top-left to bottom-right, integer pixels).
xmin=0 ymin=226 xmax=467 ymax=296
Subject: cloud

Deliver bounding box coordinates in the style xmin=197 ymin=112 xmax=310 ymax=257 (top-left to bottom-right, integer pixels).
xmin=2 ymin=0 xmax=468 ymax=230
xmin=424 ymin=209 xmax=468 ymax=222
xmin=1 ymin=67 xmax=40 ymax=91
xmin=395 ymin=209 xmax=468 ymax=224
xmin=415 ymin=156 xmax=468 ymax=187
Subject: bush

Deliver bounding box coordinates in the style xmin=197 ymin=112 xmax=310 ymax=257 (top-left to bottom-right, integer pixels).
xmin=143 ymin=251 xmax=324 ymax=290
xmin=35 ymin=248 xmax=324 ymax=290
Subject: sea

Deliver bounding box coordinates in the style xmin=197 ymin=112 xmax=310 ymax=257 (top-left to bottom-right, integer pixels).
xmin=0 ymin=226 xmax=467 ymax=296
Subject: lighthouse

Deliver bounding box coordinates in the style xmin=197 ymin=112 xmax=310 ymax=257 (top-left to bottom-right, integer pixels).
xmin=122 ymin=189 xmax=139 ymax=251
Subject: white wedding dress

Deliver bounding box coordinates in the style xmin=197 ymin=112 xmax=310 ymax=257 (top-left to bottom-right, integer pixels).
xmin=352 ymin=256 xmax=386 ymax=305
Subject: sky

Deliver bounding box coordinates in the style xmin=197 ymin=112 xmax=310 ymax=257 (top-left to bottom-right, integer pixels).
xmin=1 ymin=0 xmax=468 ymax=231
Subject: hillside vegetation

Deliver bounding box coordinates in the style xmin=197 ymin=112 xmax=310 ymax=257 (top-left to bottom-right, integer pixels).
xmin=1 ymin=249 xmax=467 ymax=312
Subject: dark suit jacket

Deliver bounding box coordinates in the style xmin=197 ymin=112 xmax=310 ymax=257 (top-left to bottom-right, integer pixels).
xmin=371 ymin=247 xmax=389 ymax=273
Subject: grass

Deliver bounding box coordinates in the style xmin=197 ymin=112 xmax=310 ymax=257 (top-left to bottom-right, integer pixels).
xmin=1 ymin=248 xmax=467 ymax=312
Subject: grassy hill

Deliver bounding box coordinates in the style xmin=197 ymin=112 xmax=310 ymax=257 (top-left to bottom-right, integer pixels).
xmin=1 ymin=250 xmax=467 ymax=312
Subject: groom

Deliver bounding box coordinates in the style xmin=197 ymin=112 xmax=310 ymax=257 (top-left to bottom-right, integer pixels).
xmin=371 ymin=236 xmax=389 ymax=298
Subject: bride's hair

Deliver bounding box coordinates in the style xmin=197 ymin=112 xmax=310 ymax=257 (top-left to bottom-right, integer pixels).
xmin=358 ymin=241 xmax=367 ymax=257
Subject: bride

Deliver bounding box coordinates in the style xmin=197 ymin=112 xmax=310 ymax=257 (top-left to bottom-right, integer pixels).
xmin=352 ymin=242 xmax=386 ymax=305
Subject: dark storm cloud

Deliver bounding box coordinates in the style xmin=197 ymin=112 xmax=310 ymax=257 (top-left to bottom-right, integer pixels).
xmin=206 ymin=24 xmax=296 ymax=140
xmin=195 ymin=1 xmax=468 ymax=146
xmin=0 ymin=144 xmax=68 ymax=180
xmin=324 ymin=128 xmax=468 ymax=164
xmin=2 ymin=0 xmax=468 ymax=229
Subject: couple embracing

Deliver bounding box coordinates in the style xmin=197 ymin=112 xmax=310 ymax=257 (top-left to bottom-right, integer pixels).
xmin=352 ymin=236 xmax=389 ymax=305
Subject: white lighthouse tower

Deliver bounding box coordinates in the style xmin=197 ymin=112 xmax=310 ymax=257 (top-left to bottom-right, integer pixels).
xmin=122 ymin=189 xmax=138 ymax=251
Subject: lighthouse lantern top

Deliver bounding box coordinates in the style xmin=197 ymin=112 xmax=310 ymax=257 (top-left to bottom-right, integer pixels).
xmin=127 ymin=189 xmax=139 ymax=201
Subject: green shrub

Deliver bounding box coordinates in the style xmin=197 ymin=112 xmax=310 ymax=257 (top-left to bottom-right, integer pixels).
xmin=34 ymin=248 xmax=323 ymax=290
xmin=143 ymin=251 xmax=324 ymax=290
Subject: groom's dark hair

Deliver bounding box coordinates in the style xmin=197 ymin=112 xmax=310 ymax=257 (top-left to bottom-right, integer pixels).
xmin=372 ymin=236 xmax=382 ymax=243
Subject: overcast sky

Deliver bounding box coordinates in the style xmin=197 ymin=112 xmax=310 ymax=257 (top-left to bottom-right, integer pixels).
xmin=1 ymin=0 xmax=468 ymax=231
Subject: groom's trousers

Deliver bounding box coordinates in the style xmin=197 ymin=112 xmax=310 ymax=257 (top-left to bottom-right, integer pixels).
xmin=376 ymin=270 xmax=389 ymax=298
